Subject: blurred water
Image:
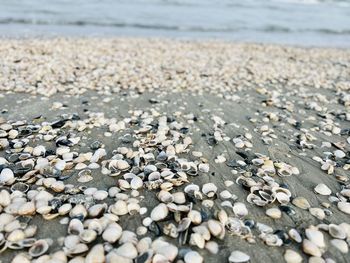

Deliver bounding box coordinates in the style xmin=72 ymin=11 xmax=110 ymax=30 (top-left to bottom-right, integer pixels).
xmin=0 ymin=0 xmax=349 ymax=47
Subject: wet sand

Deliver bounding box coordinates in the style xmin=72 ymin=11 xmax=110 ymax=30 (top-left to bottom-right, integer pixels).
xmin=0 ymin=38 xmax=350 ymax=263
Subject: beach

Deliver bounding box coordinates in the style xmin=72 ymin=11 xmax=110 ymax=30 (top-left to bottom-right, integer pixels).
xmin=0 ymin=38 xmax=350 ymax=263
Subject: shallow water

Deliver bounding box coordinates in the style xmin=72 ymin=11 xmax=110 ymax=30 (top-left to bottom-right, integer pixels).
xmin=0 ymin=0 xmax=349 ymax=47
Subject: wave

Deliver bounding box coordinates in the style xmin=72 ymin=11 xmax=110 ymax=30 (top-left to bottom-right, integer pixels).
xmin=1 ymin=18 xmax=350 ymax=35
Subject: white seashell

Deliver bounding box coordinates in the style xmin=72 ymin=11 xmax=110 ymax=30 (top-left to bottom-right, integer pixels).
xmin=85 ymin=244 xmax=105 ymax=263
xmin=0 ymin=168 xmax=14 ymax=185
xmin=309 ymin=207 xmax=325 ymax=220
xmin=207 ymin=219 xmax=224 ymax=239
xmin=184 ymin=251 xmax=203 ymax=263
xmin=265 ymin=208 xmax=281 ymax=219
xmin=102 ymin=223 xmax=122 ymax=243
xmin=305 ymin=229 xmax=325 ymax=248
xmin=150 ymin=203 xmax=168 ymax=221
xmin=284 ymin=249 xmax=302 ymax=263
xmin=55 ymin=160 xmax=66 ymax=171
xmin=115 ymin=242 xmax=138 ymax=259
xmin=233 ymin=202 xmax=248 ymax=218
xmin=111 ymin=200 xmax=128 ymax=216
xmin=188 ymin=210 xmax=202 ymax=225
xmin=314 ymin=183 xmax=332 ymax=195
xmin=334 ymin=150 xmax=345 ymax=159
xmin=337 ymin=201 xmax=350 ymax=215
xmin=228 ymin=250 xmax=250 ymax=263
xmin=198 ymin=163 xmax=209 ymax=173
xmin=330 ymin=239 xmax=348 ymax=254
xmin=189 ymin=233 xmax=205 ymax=249
xmin=287 ymin=229 xmax=301 ymax=244
xmin=173 ymin=192 xmax=186 ymax=204
xmin=202 ymin=183 xmax=217 ymax=197
xmin=302 ymin=239 xmax=322 ymax=257
xmin=205 ymin=241 xmax=219 ymax=254
xmin=130 ymin=176 xmax=143 ymax=190
xmin=328 ymin=224 xmax=346 ymax=239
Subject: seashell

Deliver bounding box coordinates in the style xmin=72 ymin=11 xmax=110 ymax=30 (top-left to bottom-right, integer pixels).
xmin=265 ymin=208 xmax=281 ymax=219
xmin=67 ymin=243 xmax=89 ymax=256
xmin=33 ymin=146 xmax=46 ymax=156
xmin=85 ymin=244 xmax=105 ymax=263
xmin=305 ymin=229 xmax=325 ymax=248
xmin=188 ymin=210 xmax=202 ymax=225
xmin=202 ymin=183 xmax=217 ymax=198
xmin=7 ymin=229 xmax=26 ymax=242
xmin=115 ymin=242 xmax=138 ymax=259
xmin=28 ymin=239 xmax=49 ymax=257
xmin=292 ymin=196 xmax=310 ymax=210
xmin=157 ymin=190 xmax=174 ymax=203
xmin=337 ymin=201 xmax=350 ymax=215
xmin=24 ymin=225 xmax=38 ymax=238
xmin=309 ymin=207 xmax=325 ymax=220
xmin=151 ymin=203 xmax=169 ymax=221
xmin=192 ymin=225 xmax=211 ymax=241
xmin=88 ymin=204 xmax=107 ymax=218
xmin=184 ymin=184 xmax=200 ymax=194
xmin=79 ymin=229 xmax=97 ymax=243
xmin=127 ymin=203 xmax=140 ymax=215
xmin=11 ymin=182 xmax=29 ymax=193
xmin=102 ymin=223 xmax=122 ymax=243
xmin=10 ymin=253 xmax=31 ymax=263
xmin=93 ymin=190 xmax=108 ymax=201
xmin=330 ymin=239 xmax=348 ymax=254
xmin=328 ymin=224 xmax=346 ymax=239
xmin=152 ymin=239 xmax=178 ymax=261
xmin=184 ymin=251 xmax=203 ymax=263
xmin=314 ymin=184 xmax=332 ymax=196
xmin=18 ymin=202 xmax=36 ymax=216
xmin=130 ymin=176 xmax=143 ymax=190
xmin=233 ymin=202 xmax=248 ymax=218
xmin=228 ymin=250 xmax=250 ymax=263
xmin=70 ymin=204 xmax=87 ymax=219
xmin=110 ymin=200 xmax=128 ymax=216
xmin=208 ymin=219 xmax=225 ymax=239
xmin=58 ymin=203 xmax=72 ymax=215
xmin=77 ymin=169 xmax=93 ymax=183
xmin=198 ymin=163 xmax=209 ymax=173
xmin=0 ymin=168 xmax=15 ymax=185
xmin=87 ymin=219 xmax=104 ymax=235
xmin=220 ymin=190 xmax=232 ymax=200
xmin=68 ymin=219 xmax=84 ymax=235
xmin=284 ymin=249 xmax=302 ymax=263
xmin=189 ymin=233 xmax=205 ymax=249
xmin=303 ymin=239 xmax=322 ymax=257
xmin=205 ymin=241 xmax=219 ymax=254
xmin=173 ymin=192 xmax=186 ymax=204
xmin=288 ymin=229 xmax=302 ymax=243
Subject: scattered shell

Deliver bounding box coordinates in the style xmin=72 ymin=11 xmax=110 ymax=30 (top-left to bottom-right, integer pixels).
xmin=314 ymin=184 xmax=332 ymax=196
xmin=229 ymin=250 xmax=250 ymax=263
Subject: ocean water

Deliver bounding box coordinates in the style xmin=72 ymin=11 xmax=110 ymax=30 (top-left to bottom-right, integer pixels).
xmin=0 ymin=0 xmax=349 ymax=47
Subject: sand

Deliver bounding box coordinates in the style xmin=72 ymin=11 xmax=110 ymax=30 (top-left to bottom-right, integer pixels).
xmin=0 ymin=38 xmax=350 ymax=263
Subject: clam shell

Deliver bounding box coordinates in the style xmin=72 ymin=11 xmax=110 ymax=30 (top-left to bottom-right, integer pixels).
xmin=102 ymin=223 xmax=122 ymax=243
xmin=0 ymin=168 xmax=15 ymax=185
xmin=284 ymin=249 xmax=302 ymax=263
xmin=314 ymin=184 xmax=332 ymax=196
xmin=150 ymin=203 xmax=168 ymax=221
xmin=28 ymin=239 xmax=49 ymax=257
xmin=337 ymin=201 xmax=350 ymax=215
xmin=202 ymin=183 xmax=217 ymax=198
xmin=115 ymin=242 xmax=138 ymax=259
xmin=233 ymin=202 xmax=248 ymax=218
xmin=305 ymin=228 xmax=325 ymax=248
xmin=302 ymin=239 xmax=322 ymax=257
xmin=85 ymin=244 xmax=105 ymax=263
xmin=328 ymin=224 xmax=346 ymax=239
xmin=184 ymin=251 xmax=203 ymax=263
xmin=229 ymin=250 xmax=250 ymax=263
